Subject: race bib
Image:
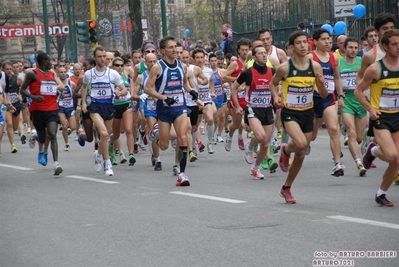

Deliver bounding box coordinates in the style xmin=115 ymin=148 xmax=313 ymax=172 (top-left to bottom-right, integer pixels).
xmin=286 ymin=86 xmax=313 ymax=109
xmin=90 ymin=83 xmax=112 ymax=100
xmin=249 ymin=90 xmax=271 ymax=108
xmin=324 ymin=80 xmax=335 ymax=94
xmin=58 ymin=99 xmax=74 ymax=108
xmin=10 ymin=92 xmax=18 ymax=103
xmin=199 ymin=91 xmax=212 ymax=102
xmin=379 ymin=88 xmax=399 ymax=111
xmin=214 ymin=86 xmax=223 ymax=96
xmin=40 ymin=80 xmax=57 ymax=96
xmin=238 ymin=90 xmax=246 ymax=98
xmin=342 ymin=77 xmax=356 ymax=90
xmin=163 ymin=92 xmax=184 ymax=107
xmin=147 ymin=97 xmax=156 ymax=111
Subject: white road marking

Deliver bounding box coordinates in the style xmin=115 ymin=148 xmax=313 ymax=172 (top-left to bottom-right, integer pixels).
xmin=66 ymin=175 xmax=119 ymax=184
xmin=0 ymin=163 xmax=33 ymax=171
xmin=169 ymin=191 xmax=247 ymax=204
xmin=327 ymin=215 xmax=399 ymax=230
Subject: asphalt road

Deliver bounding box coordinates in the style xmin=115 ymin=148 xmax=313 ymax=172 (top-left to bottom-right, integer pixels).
xmin=1 ymin=129 xmax=398 ymax=267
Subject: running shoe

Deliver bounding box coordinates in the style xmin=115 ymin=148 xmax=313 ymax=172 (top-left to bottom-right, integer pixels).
xmin=363 ymin=142 xmax=377 ymax=170
xmin=217 ymin=134 xmax=224 ymax=143
xmin=268 ymin=158 xmax=278 ymax=174
xmin=151 ymin=154 xmax=155 ymax=166
xmin=238 ymin=138 xmax=245 ymax=150
xmin=105 ymin=163 xmax=114 ymax=176
xmin=109 ymin=145 xmax=117 ymax=165
xmin=27 ymin=127 xmax=31 ymax=135
xmin=94 ymin=151 xmax=103 ymax=172
xmin=394 ymin=173 xmax=399 ymax=185
xmin=149 ymin=122 xmax=159 ymax=142
xmin=29 ymin=133 xmax=36 ymax=149
xmin=20 ymin=134 xmax=27 ymax=144
xmin=273 ymin=142 xmax=281 ymax=154
xmin=176 ymin=173 xmax=190 ymax=186
xmin=64 ymin=144 xmax=70 ymax=151
xmin=74 ymin=135 xmax=79 ymax=141
xmin=171 ymin=139 xmax=177 ymax=149
xmin=94 ymin=141 xmax=99 ymax=151
xmin=143 ymin=134 xmax=148 ymax=145
xmin=357 ymin=163 xmax=367 ymax=177
xmin=77 ymin=129 xmax=85 ymax=147
xmin=343 ymin=136 xmax=348 ymax=146
xmin=305 ymin=145 xmax=311 ymax=155
xmin=211 ymin=138 xmax=217 ymax=145
xmin=331 ymin=163 xmax=345 ymax=177
xmin=371 ymin=162 xmax=377 ymax=168
xmin=280 ymin=186 xmax=296 ymax=204
xmin=173 ymin=164 xmax=180 ymax=176
xmin=53 ymin=163 xmax=63 ymax=175
xmin=360 ymin=128 xmax=369 ymax=155
xmin=67 ymin=128 xmax=72 ymax=135
xmin=375 ymin=194 xmax=394 ymax=207
xmin=277 ymin=130 xmax=282 ymax=139
xmin=139 ymin=139 xmax=147 ymax=151
xmin=243 ymin=141 xmax=254 ymax=164
xmin=154 ymin=161 xmax=162 ymax=171
xmin=129 ymin=154 xmax=136 ymax=166
xmin=261 ymin=157 xmax=269 ymax=170
xmin=250 ymin=164 xmax=264 ymax=179
xmin=134 ymin=143 xmax=139 ymax=154
xmin=198 ymin=141 xmax=205 ymax=153
xmin=38 ymin=151 xmax=46 ymax=166
xmin=11 ymin=144 xmax=17 ymax=153
xmin=120 ymin=153 xmax=127 ymax=164
xmin=189 ymin=151 xmax=197 ymax=162
xmin=279 ymin=144 xmax=290 ymax=172
xmin=340 ymin=123 xmax=347 ymax=136
xmin=207 ymin=143 xmax=215 ymax=154
xmin=224 ymin=136 xmax=232 ymax=152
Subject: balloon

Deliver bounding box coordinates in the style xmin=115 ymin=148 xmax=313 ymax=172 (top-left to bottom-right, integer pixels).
xmin=184 ymin=29 xmax=190 ymax=35
xmin=353 ymin=4 xmax=366 ymax=19
xmin=321 ymin=24 xmax=333 ymax=35
xmin=30 ymin=54 xmax=35 ymax=64
xmin=334 ymin=21 xmax=347 ymax=35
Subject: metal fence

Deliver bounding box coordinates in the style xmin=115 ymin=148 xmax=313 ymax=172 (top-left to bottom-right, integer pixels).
xmin=232 ymin=0 xmax=399 ymax=48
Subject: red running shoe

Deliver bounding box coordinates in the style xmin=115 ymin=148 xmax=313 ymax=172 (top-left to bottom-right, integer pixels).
xmin=280 ymin=186 xmax=296 ymax=204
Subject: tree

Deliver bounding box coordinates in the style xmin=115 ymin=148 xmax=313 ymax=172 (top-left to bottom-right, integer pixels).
xmin=128 ymin=0 xmax=143 ymax=50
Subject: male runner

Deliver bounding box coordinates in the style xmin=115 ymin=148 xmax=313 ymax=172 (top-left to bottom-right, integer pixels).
xmin=270 ymin=31 xmax=327 ymax=204
xmin=354 ymin=29 xmax=399 ymax=207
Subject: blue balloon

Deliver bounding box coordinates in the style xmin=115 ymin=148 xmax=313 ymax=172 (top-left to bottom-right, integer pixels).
xmin=321 ymin=24 xmax=333 ymax=35
xmin=334 ymin=21 xmax=347 ymax=35
xmin=184 ymin=29 xmax=190 ymax=35
xmin=353 ymin=4 xmax=366 ymax=19
xmin=30 ymin=54 xmax=35 ymax=64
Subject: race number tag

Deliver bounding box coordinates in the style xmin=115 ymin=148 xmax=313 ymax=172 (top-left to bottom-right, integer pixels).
xmin=163 ymin=93 xmax=184 ymax=107
xmin=249 ymin=90 xmax=271 ymax=108
xmin=286 ymin=86 xmax=313 ymax=109
xmin=90 ymin=83 xmax=112 ymax=100
xmin=379 ymin=88 xmax=399 ymax=111
xmin=40 ymin=80 xmax=57 ymax=96
xmin=324 ymin=80 xmax=335 ymax=94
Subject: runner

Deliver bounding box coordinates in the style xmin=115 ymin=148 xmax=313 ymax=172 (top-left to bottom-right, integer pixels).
xmin=223 ymin=38 xmax=252 ymax=152
xmin=357 ymin=26 xmax=379 ymax=57
xmin=57 ymin=67 xmax=76 ymax=151
xmin=354 ymin=29 xmax=399 ymax=207
xmin=232 ymin=45 xmax=277 ymax=179
xmin=270 ymin=31 xmax=327 ymax=204
xmin=145 ymin=36 xmax=201 ymax=186
xmin=339 ymin=37 xmax=368 ymax=177
xmin=2 ymin=61 xmax=25 ymax=153
xmin=0 ymin=80 xmax=5 ymax=157
xmin=308 ymin=28 xmax=345 ymax=177
xmin=20 ymin=52 xmax=65 ymax=175
xmin=81 ymin=46 xmax=128 ymax=176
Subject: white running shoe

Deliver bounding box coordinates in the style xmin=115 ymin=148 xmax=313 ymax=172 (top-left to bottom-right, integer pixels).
xmin=224 ymin=136 xmax=232 ymax=152
xmin=53 ymin=163 xmax=63 ymax=175
xmin=331 ymin=163 xmax=345 ymax=177
xmin=250 ymin=164 xmax=265 ymax=179
xmin=94 ymin=151 xmax=103 ymax=172
xmin=217 ymin=135 xmax=224 ymax=143
xmin=243 ymin=141 xmax=254 ymax=164
xmin=28 ymin=132 xmax=37 ymax=149
xmin=173 ymin=164 xmax=180 ymax=176
xmin=207 ymin=143 xmax=215 ymax=154
xmin=105 ymin=163 xmax=114 ymax=176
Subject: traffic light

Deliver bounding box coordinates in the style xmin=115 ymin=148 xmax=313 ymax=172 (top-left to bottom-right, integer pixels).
xmin=76 ymin=20 xmax=97 ymax=44
xmin=76 ymin=21 xmax=89 ymax=44
xmin=87 ymin=20 xmax=98 ymax=43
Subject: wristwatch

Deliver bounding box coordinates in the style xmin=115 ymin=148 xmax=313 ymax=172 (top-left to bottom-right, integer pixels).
xmin=338 ymin=94 xmax=345 ymax=99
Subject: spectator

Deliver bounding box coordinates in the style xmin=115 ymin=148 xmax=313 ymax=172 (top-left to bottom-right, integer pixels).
xmin=222 ymin=23 xmax=233 ymax=41
xmin=221 ymin=32 xmax=234 ymax=55
xmin=182 ymin=38 xmax=189 ymax=49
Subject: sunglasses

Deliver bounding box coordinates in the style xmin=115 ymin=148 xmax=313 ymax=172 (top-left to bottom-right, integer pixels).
xmin=145 ymin=50 xmax=156 ymax=53
xmin=114 ymin=64 xmax=124 ymax=67
xmin=58 ymin=65 xmax=65 ymax=67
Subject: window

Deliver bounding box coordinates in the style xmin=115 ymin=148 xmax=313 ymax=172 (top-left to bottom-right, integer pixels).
xmin=168 ymin=0 xmax=174 ymax=4
xmin=185 ymin=0 xmax=191 ymax=3
xmin=25 ymin=37 xmax=35 ymax=45
xmin=21 ymin=0 xmax=32 ymax=4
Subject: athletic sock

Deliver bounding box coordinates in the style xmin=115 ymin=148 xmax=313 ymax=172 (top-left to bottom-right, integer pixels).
xmin=179 ymin=146 xmax=188 ymax=173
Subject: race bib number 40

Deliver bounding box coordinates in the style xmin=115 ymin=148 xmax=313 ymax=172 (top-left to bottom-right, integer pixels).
xmin=90 ymin=83 xmax=112 ymax=100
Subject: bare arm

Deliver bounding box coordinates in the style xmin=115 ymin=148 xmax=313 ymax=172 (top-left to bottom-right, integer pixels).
xmin=277 ymin=48 xmax=288 ymax=63
xmin=222 ymin=61 xmax=238 ymax=83
xmin=270 ymin=63 xmax=288 ymax=107
xmin=354 ymin=63 xmax=380 ymax=119
xmin=144 ymin=64 xmax=166 ymax=100
xmin=313 ymin=62 xmax=328 ymax=99
xmin=356 ymin=50 xmax=374 ymax=84
xmin=132 ymin=64 xmax=140 ymax=83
